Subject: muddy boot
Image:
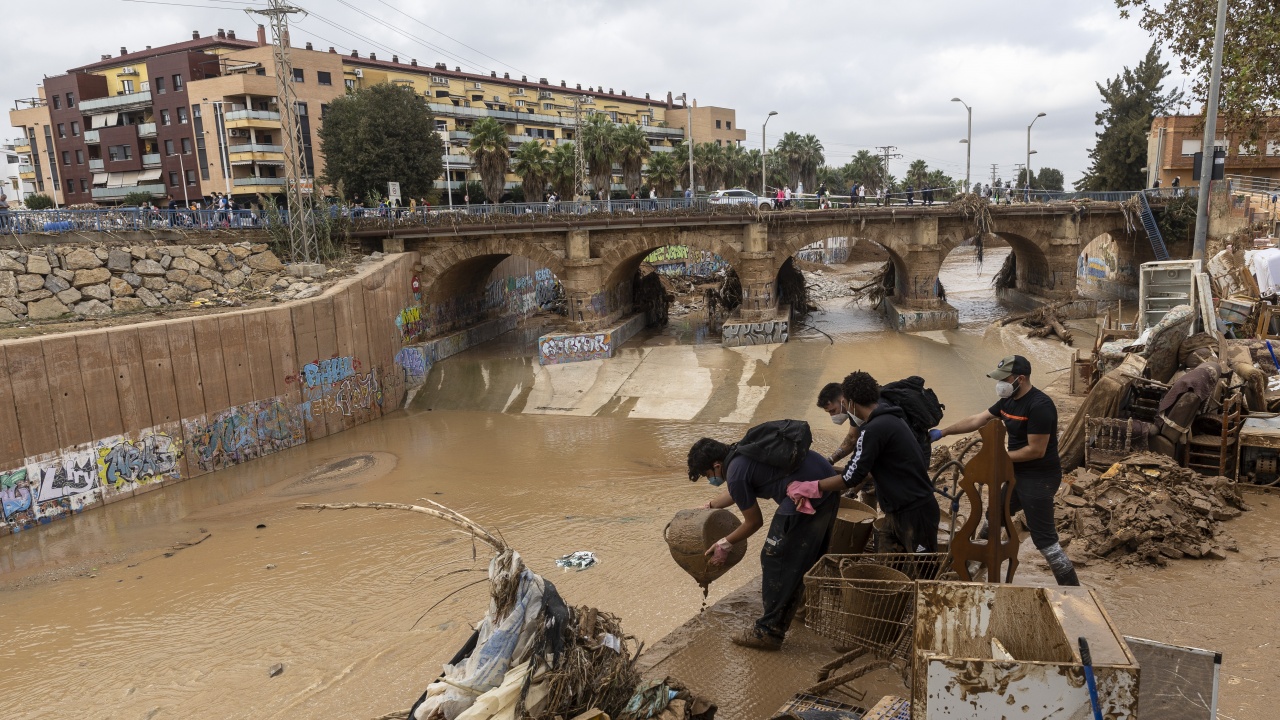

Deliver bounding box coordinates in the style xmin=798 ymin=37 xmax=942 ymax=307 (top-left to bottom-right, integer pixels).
xmin=732 ymin=626 xmax=783 ymax=651
xmin=1040 ymin=542 xmax=1080 ymax=586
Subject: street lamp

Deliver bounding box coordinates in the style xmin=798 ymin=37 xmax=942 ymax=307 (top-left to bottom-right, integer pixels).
xmin=1026 ymin=112 xmax=1046 ymax=201
xmin=762 ymin=110 xmax=778 ymax=199
xmin=681 ymin=93 xmax=694 ymax=198
xmin=208 ymin=99 xmax=233 ymax=197
xmin=951 ymin=98 xmax=971 ymax=192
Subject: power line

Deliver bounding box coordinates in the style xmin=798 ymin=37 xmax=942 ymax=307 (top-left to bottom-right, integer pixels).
xmin=329 ymin=0 xmax=496 ymax=75
xmin=371 ymin=0 xmax=524 ymax=75
xmin=119 ymin=0 xmax=242 ymax=9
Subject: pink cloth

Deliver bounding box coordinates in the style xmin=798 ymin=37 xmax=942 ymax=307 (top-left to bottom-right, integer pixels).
xmin=786 ymin=480 xmax=823 ymax=515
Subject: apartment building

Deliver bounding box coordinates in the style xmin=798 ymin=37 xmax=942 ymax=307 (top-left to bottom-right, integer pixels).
xmin=9 ymin=28 xmax=745 ymax=204
xmin=1148 ymin=115 xmax=1280 ymax=188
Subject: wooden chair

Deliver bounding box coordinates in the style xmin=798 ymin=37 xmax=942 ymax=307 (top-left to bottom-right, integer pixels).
xmin=1184 ymin=392 xmax=1243 ymax=477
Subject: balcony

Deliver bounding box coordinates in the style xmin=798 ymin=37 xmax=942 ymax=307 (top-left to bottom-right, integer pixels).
xmin=18 ymin=165 xmax=35 ymax=179
xmin=142 ymin=153 xmax=161 ymax=167
xmin=228 ymin=143 xmax=283 ymax=154
xmin=233 ymin=176 xmax=286 ymax=187
xmin=137 ymin=122 xmax=156 ymax=138
xmin=91 ymin=184 xmax=166 ymax=201
xmin=80 ymin=91 xmax=153 ymax=115
xmin=225 ymin=110 xmax=281 ymax=129
xmin=84 ymin=130 xmax=100 ymax=144
xmin=89 ymin=159 xmax=104 ymax=171
xmin=14 ymin=141 xmax=30 ymax=153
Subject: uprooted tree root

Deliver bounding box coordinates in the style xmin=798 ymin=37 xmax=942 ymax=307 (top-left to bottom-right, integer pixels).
xmin=998 ymin=300 xmax=1075 ymax=345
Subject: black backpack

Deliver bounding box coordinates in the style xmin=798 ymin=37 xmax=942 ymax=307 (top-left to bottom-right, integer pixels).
xmin=724 ymin=419 xmax=813 ymax=478
xmin=879 ymin=376 xmax=945 ymax=454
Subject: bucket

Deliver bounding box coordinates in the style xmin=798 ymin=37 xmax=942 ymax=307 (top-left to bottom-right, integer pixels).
xmin=829 ymin=498 xmax=876 ymax=554
xmin=839 ymin=563 xmax=912 ymax=649
xmin=664 ymin=508 xmax=748 ymax=586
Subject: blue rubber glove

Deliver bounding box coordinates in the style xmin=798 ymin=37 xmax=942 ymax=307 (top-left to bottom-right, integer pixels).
xmin=929 ymin=429 xmax=943 ymax=442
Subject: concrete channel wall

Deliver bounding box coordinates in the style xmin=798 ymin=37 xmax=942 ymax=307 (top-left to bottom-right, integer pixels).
xmin=0 ymin=253 xmax=422 ymax=536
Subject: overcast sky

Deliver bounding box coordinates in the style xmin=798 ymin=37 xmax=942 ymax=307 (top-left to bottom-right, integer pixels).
xmin=4 ymin=0 xmax=1190 ymax=187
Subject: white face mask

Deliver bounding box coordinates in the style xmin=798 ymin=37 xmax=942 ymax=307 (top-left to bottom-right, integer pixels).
xmin=830 ymin=413 xmax=849 ymax=426
xmin=851 ymin=413 xmax=866 ymax=427
xmin=995 ymin=378 xmax=1020 ymax=399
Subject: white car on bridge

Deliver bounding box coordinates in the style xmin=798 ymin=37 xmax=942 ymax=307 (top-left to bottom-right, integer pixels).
xmin=708 ymin=188 xmax=774 ymax=210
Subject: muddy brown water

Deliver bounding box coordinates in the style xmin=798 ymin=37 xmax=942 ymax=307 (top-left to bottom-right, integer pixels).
xmin=13 ymin=247 xmax=1249 ymax=720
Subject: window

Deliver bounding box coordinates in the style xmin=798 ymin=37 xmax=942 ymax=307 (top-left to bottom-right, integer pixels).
xmin=122 ymin=79 xmax=134 ymax=93
xmin=317 ymin=71 xmax=332 ymax=86
xmin=640 ymin=114 xmax=650 ymax=126
xmin=164 ymin=139 xmax=175 ymax=155
xmin=543 ymin=102 xmax=554 ymax=110
xmin=62 ymin=151 xmax=71 ymax=165
xmin=609 ymin=111 xmax=618 ymax=122
xmin=716 ymin=139 xmax=722 ymax=146
xmin=515 ymin=100 xmax=525 ymax=107
xmin=181 ymin=138 xmax=192 ymax=154
xmin=57 ymin=123 xmax=66 ymax=138
xmin=715 ymin=119 xmax=722 ymax=129
xmin=66 ymin=179 xmax=74 ymax=194
xmin=52 ymin=95 xmax=61 ymax=110
xmin=169 ymin=171 xmax=179 ymax=187
xmin=108 ymin=144 xmax=133 ymax=161
xmin=321 ymin=104 xmax=329 ymax=117
xmin=192 ymin=105 xmax=201 ymax=119
xmin=726 ymin=121 xmax=731 ymax=130
xmin=1239 ymin=141 xmax=1257 ymax=156
xmin=472 ymin=94 xmax=484 ymax=102
xmin=1269 ymin=140 xmax=1280 ymax=156
xmin=70 ymin=121 xmax=79 ymax=136
xmin=172 ymin=74 xmax=183 ymax=91
xmin=292 ymin=68 xmax=304 ymax=82
xmin=75 ymin=150 xmax=84 ymax=164
xmin=140 ymin=81 xmax=149 ymax=92
xmin=155 ymin=76 xmax=165 ymax=94
xmin=435 ymin=119 xmax=447 ymax=131
xmin=1181 ymin=138 xmax=1202 ymax=156
xmin=345 ymin=78 xmax=355 ymax=90
xmin=186 ymin=169 xmax=197 ymax=186
xmin=295 ymin=102 xmax=308 ymax=116
xmin=177 ymin=107 xmax=188 ymax=124
xmin=256 ymin=68 xmax=266 ymax=76
xmin=161 ymin=109 xmax=171 ymax=125
xmin=79 ymin=178 xmax=87 ymax=192
xmin=66 ymin=92 xmax=75 ymax=107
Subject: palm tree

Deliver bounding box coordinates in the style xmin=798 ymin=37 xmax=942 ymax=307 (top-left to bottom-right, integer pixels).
xmin=615 ymin=123 xmax=650 ymax=196
xmin=743 ymin=149 xmax=764 ymax=192
xmin=906 ymin=159 xmax=929 ymax=189
xmin=671 ymin=139 xmax=692 ymax=191
xmin=925 ymin=169 xmax=954 ymax=200
xmin=798 ymin=134 xmax=824 ymax=191
xmin=845 ymin=150 xmax=885 ymax=192
xmin=512 ymin=141 xmax=552 ymax=201
xmin=645 ymin=150 xmax=680 ymax=198
xmin=695 ymin=142 xmax=729 ymax=192
xmin=775 ymin=131 xmax=804 ymax=189
xmin=468 ymin=117 xmax=510 ymax=203
xmin=579 ymin=114 xmax=618 ymax=199
xmin=549 ymin=142 xmax=577 ymax=200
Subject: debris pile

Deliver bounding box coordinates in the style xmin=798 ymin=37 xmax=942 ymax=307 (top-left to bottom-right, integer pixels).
xmin=1057 ymin=453 xmax=1248 ymax=566
xmin=802 ymin=270 xmax=856 ymax=302
xmin=998 ymin=300 xmax=1074 ymax=345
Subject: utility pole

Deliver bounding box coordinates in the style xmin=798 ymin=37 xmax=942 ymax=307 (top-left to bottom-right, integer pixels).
xmin=572 ymin=95 xmax=585 ymax=199
xmin=682 ymin=93 xmax=694 ymax=196
xmin=990 ymin=164 xmax=998 ymax=191
xmin=1026 ymin=112 xmax=1046 ymax=202
xmin=951 ymin=97 xmax=971 ymax=191
xmin=1192 ymin=0 xmax=1229 ymax=260
xmin=874 ymin=145 xmax=901 ymax=198
xmin=247 ymin=0 xmax=317 ymax=264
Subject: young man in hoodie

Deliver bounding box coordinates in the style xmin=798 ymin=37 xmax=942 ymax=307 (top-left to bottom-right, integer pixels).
xmin=807 ymin=371 xmax=940 ymax=553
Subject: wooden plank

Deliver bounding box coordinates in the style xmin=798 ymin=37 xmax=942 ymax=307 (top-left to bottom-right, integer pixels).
xmin=191 ymin=316 xmax=230 ymax=415
xmin=218 ymin=315 xmax=253 ymax=408
xmin=40 ymin=335 xmax=93 ymax=449
xmin=290 ymin=302 xmax=324 ymax=440
xmin=136 ymin=324 xmax=181 ymax=426
xmin=165 ymin=321 xmax=206 ymax=422
xmin=107 ymin=328 xmax=153 ymax=435
xmin=311 ymin=296 xmax=343 ymax=437
xmin=75 ymin=331 xmax=123 ymax=442
xmin=242 ymin=311 xmax=276 ymax=401
xmin=6 ymin=338 xmax=60 ymax=458
xmin=0 ymin=346 xmax=27 ymax=468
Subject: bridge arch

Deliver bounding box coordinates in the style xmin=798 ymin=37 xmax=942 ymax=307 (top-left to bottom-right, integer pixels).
xmin=992 ymin=231 xmax=1059 ymax=298
xmin=415 ymin=238 xmax=566 ymax=336
xmin=1076 ymin=227 xmax=1155 ymax=301
xmin=593 ymin=230 xmax=742 ymax=325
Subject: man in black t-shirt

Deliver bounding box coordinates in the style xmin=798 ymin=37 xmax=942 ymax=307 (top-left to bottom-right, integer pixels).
xmin=937 ymin=355 xmax=1080 ymax=586
xmin=687 ymin=440 xmax=839 ymax=651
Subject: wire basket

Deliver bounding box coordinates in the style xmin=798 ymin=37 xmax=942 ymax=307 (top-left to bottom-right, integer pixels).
xmin=804 ymin=553 xmax=951 ymax=658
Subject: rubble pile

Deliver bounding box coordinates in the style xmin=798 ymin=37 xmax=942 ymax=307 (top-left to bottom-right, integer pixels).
xmin=0 ymin=242 xmax=348 ymax=323
xmin=803 ymin=269 xmax=856 ymax=302
xmin=1058 ymin=453 xmax=1248 ymax=566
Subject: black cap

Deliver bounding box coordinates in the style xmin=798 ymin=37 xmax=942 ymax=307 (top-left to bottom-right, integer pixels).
xmin=988 ymin=355 xmax=1031 ymax=381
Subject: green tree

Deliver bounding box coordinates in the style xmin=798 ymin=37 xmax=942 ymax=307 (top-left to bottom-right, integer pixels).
xmin=695 ymin=142 xmax=728 ymax=191
xmin=615 ymin=123 xmax=651 ymax=196
xmin=512 ymin=141 xmax=552 ymax=201
xmin=775 ymin=132 xmax=804 ymax=189
xmin=798 ymin=134 xmax=825 ymax=191
xmin=742 ymin=149 xmax=765 ymax=192
xmin=905 ymin=159 xmax=929 ymax=188
xmin=580 ymin=114 xmax=618 ymax=198
xmin=844 ymin=150 xmax=885 ymax=192
xmin=549 ymin=143 xmax=577 ymax=200
xmin=645 ymin=150 xmax=680 ymax=197
xmin=468 ymin=116 xmax=511 ymax=204
xmin=1078 ymin=44 xmax=1183 ymax=191
xmin=121 ymin=190 xmax=155 ymax=207
xmin=925 ymin=169 xmax=956 ymax=199
xmin=23 ymin=193 xmax=54 ymax=210
xmin=1116 ymin=0 xmax=1280 ymax=134
xmin=318 ymin=82 xmax=443 ymax=201
xmin=1016 ymin=167 xmax=1066 ymax=192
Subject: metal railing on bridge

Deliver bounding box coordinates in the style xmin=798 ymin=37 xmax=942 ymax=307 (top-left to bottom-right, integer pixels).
xmin=0 ymin=208 xmax=269 ymax=235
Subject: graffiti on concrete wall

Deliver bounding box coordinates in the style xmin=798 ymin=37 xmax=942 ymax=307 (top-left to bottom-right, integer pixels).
xmin=183 ymin=397 xmax=306 ymax=473
xmin=0 ymin=468 xmax=35 ymax=527
xmin=395 ymin=306 xmax=426 ymax=342
xmin=796 ymin=237 xmax=851 ymax=265
xmin=722 ymin=319 xmax=789 ymax=347
xmin=96 ymin=428 xmax=183 ymax=491
xmin=539 ymin=332 xmax=612 ymax=365
xmin=1078 ymin=234 xmax=1137 ymax=285
xmin=395 ymin=346 xmax=428 ymax=382
xmin=644 ymin=246 xmax=690 ymax=264
xmin=645 ymin=246 xmax=729 ymax=277
xmin=297 ymin=356 xmax=382 ymax=421
xmin=430 ymin=264 xmax=561 ymax=336
xmin=32 ymin=448 xmax=100 ymax=521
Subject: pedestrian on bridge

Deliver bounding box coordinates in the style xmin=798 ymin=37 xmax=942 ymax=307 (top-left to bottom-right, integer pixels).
xmin=906 ymin=184 xmax=915 ymax=206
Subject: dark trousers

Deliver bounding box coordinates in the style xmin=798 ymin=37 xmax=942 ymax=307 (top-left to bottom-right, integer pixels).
xmin=757 ymin=498 xmax=838 ymax=639
xmin=1006 ymin=477 xmax=1062 ymax=550
xmin=877 ymin=498 xmax=940 ymax=554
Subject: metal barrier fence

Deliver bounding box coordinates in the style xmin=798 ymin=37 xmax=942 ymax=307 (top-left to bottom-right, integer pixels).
xmin=1226 ymin=174 xmax=1280 ymax=198
xmin=0 ymin=208 xmax=268 ymax=235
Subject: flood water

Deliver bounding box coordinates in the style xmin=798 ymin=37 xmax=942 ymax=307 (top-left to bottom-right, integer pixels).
xmin=0 ymin=246 xmax=1073 ymax=719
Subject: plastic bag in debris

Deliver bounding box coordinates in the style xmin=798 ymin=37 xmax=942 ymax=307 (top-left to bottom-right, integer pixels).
xmin=413 ymin=551 xmax=546 ymax=720
xmin=454 ymin=660 xmax=549 ymax=720
xmin=555 ymin=551 xmax=597 ymax=571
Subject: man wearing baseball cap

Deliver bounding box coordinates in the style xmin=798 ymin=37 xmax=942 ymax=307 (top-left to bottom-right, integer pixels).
xmin=934 ymin=354 xmax=1079 ymax=586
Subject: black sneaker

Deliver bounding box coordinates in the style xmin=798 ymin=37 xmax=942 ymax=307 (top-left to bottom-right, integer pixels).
xmin=731 ymin=627 xmax=783 ymax=651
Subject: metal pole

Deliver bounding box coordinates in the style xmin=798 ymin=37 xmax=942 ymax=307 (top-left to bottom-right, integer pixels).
xmin=1026 ymin=112 xmax=1045 ymax=201
xmin=1193 ymin=0 xmax=1229 ymax=261
xmin=179 ymin=153 xmax=189 ymax=206
xmin=762 ymin=110 xmax=777 ymax=199
xmin=445 ymin=145 xmax=453 ymax=208
xmin=217 ymin=103 xmax=232 ymax=197
xmin=952 ymin=98 xmax=971 ymax=191
xmin=684 ymin=93 xmax=694 ymax=196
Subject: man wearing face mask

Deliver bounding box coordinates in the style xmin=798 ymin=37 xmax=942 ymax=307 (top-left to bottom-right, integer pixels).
xmin=935 ymin=355 xmax=1080 ymax=586
xmin=686 ymin=436 xmax=838 ymax=650
xmin=817 ymin=382 xmax=878 ymax=510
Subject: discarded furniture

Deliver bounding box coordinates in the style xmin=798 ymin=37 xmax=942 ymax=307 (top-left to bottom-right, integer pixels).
xmin=769 ymin=693 xmax=862 ymax=720
xmin=1184 ymin=392 xmax=1243 ymax=477
xmin=1138 ymin=260 xmax=1201 ymax=330
xmin=1084 ymin=416 xmax=1151 ymax=471
xmin=950 ymin=420 xmax=1019 ymax=582
xmin=1237 ymin=414 xmax=1280 ymax=486
xmin=911 ymin=582 xmax=1140 ymax=719
xmin=1258 ymin=305 xmax=1280 ymax=339
xmin=1124 ymin=636 xmax=1221 ymax=719
xmin=1120 ymin=377 xmax=1169 ymax=422
xmin=1069 ymin=349 xmax=1096 ymax=396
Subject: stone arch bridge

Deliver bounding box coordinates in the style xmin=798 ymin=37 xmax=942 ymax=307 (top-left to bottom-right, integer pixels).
xmin=359 ymin=202 xmax=1163 ymax=334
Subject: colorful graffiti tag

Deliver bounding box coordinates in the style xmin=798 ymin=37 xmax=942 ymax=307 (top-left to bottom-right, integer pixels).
xmin=395 ymin=346 xmax=428 ymax=382
xmin=539 ymin=332 xmax=612 ymax=365
xmin=96 ymin=429 xmax=183 ymax=491
xmin=183 ymin=398 xmax=306 ymax=473
xmin=0 ymin=468 xmax=35 ymax=526
xmin=644 ymin=246 xmax=729 ymax=277
xmin=297 ymin=356 xmax=382 ymax=421
xmin=395 ymin=306 xmax=426 ymax=342
xmin=796 ymin=237 xmax=851 ymax=265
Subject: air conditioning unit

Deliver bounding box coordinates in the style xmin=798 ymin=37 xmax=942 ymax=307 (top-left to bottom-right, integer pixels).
xmin=228 ymin=129 xmax=248 ymax=138
xmin=353 ymin=69 xmax=364 ymax=78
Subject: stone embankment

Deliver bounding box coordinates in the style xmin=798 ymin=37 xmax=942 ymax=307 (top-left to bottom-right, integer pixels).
xmin=0 ymin=243 xmax=330 ymax=322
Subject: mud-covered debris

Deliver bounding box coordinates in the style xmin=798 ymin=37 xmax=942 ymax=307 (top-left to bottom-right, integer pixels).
xmin=556 ymin=551 xmax=597 ymax=571
xmin=268 ymin=663 xmax=284 ymax=678
xmin=1056 ymin=453 xmax=1248 ymax=566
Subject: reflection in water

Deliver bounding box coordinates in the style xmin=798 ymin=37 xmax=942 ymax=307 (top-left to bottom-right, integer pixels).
xmin=0 ymin=244 xmax=1077 ymax=720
